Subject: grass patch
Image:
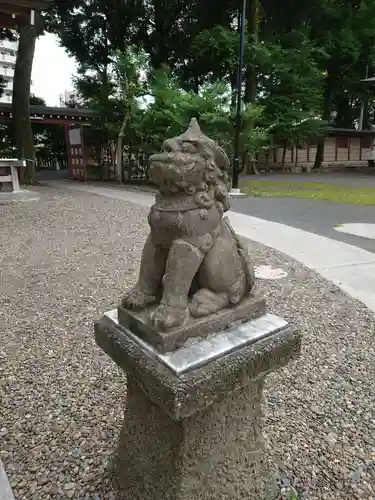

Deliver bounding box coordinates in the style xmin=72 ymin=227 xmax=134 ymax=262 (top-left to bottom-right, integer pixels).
xmin=240 ymin=180 xmax=375 ymax=205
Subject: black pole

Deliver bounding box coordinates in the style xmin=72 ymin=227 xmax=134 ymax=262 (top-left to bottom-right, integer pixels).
xmin=232 ymin=0 xmax=246 ymax=190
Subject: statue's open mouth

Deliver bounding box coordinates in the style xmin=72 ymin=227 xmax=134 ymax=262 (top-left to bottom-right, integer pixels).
xmin=149 ymin=151 xmax=203 ymax=190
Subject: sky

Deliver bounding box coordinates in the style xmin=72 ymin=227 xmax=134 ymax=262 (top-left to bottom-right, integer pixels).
xmin=32 ymin=33 xmax=77 ymax=106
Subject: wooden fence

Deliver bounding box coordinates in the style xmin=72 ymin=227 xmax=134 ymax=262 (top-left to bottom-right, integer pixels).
xmin=35 ymin=155 xmax=67 ymax=171
xmin=95 ymin=143 xmax=153 ymax=183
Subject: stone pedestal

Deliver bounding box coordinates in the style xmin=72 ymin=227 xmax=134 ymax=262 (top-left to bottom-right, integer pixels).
xmin=0 ymin=459 xmax=15 ymax=500
xmin=95 ymin=310 xmax=301 ymax=500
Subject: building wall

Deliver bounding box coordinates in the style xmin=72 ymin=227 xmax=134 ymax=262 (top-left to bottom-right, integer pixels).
xmin=58 ymin=89 xmax=81 ymax=107
xmin=257 ymin=135 xmax=374 ymax=169
xmin=0 ymin=40 xmax=18 ymax=104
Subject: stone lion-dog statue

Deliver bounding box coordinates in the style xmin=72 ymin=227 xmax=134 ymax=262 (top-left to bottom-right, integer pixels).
xmin=120 ymin=119 xmax=260 ymax=341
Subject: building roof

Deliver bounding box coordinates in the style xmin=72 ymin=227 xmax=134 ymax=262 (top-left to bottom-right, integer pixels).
xmin=361 ymin=76 xmax=375 ymax=86
xmin=0 ymin=0 xmax=52 ymax=28
xmin=0 ymin=103 xmax=95 ymax=125
xmin=328 ymin=127 xmax=375 ymax=137
xmin=0 ymin=0 xmax=51 ymax=9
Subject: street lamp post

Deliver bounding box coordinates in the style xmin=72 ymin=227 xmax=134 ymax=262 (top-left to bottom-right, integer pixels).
xmin=232 ymin=0 xmax=247 ymax=190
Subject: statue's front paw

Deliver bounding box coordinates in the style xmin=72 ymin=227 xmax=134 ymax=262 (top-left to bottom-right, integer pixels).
xmin=121 ymin=289 xmax=157 ymax=310
xmin=149 ymin=304 xmax=188 ymax=331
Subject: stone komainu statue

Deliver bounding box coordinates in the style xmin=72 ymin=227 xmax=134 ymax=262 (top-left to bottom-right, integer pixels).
xmin=121 ymin=118 xmax=256 ymax=332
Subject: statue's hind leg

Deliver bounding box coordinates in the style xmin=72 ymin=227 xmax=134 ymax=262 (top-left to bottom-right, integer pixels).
xmin=190 ymin=226 xmax=248 ymax=318
xmin=190 ymin=274 xmax=246 ymax=317
xmin=190 ymin=288 xmax=229 ymax=318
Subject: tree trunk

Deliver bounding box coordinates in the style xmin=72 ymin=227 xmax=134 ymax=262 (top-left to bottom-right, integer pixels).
xmin=245 ymin=0 xmax=260 ymax=104
xmin=244 ymin=0 xmax=260 ymax=175
xmin=281 ymin=141 xmax=287 ymax=169
xmin=314 ymin=78 xmax=333 ymax=170
xmin=313 ymin=138 xmax=325 ymax=170
xmin=230 ymin=72 xmax=237 ymax=109
xmin=363 ymin=97 xmax=370 ymax=130
xmin=245 ymin=151 xmax=259 ymax=174
xmin=12 ymin=22 xmax=37 ymax=184
xmin=115 ymin=115 xmax=128 ymax=183
xmin=335 ymin=96 xmax=354 ymax=128
xmin=193 ymin=76 xmax=199 ymax=94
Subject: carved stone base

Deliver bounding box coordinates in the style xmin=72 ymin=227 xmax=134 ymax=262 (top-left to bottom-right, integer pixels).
xmin=118 ymin=294 xmax=266 ymax=353
xmin=115 ymin=375 xmax=266 ymax=500
xmin=94 ymin=310 xmax=301 ymax=500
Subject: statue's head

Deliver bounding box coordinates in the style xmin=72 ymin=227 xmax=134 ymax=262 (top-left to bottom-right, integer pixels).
xmin=149 ymin=119 xmax=231 ymax=212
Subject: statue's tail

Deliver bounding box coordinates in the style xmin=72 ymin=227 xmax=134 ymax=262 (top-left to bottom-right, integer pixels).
xmin=223 ymin=217 xmax=256 ymax=292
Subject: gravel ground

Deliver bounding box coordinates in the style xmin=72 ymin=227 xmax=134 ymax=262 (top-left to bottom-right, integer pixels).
xmin=1 ymin=185 xmax=375 ymax=500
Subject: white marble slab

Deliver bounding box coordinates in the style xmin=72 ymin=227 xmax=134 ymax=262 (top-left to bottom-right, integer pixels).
xmin=104 ymin=309 xmax=289 ymax=376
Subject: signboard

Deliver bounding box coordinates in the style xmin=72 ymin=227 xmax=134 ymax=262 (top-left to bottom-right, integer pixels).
xmin=66 ymin=125 xmax=86 ymax=181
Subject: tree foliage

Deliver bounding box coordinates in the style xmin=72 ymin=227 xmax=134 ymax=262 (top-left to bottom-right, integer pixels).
xmin=46 ymin=0 xmax=334 ymax=166
xmin=3 ymin=0 xmax=375 ymax=179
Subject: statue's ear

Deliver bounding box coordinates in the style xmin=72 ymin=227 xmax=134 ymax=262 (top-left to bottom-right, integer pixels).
xmin=214 ymin=146 xmax=230 ymax=171
xmin=162 ymin=138 xmax=180 ymax=152
xmin=192 ymin=141 xmax=213 ymax=160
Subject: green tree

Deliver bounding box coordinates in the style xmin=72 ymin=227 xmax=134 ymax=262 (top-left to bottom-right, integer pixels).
xmin=46 ymin=0 xmax=375 ymax=176
xmin=44 ymin=0 xmax=144 ymax=175
xmin=44 ymin=0 xmax=140 ymax=109
xmin=139 ymin=67 xmax=268 ymax=160
xmin=30 ymin=94 xmax=46 ymax=106
xmin=307 ymin=0 xmax=375 ymax=167
xmin=191 ymin=26 xmax=240 ymax=102
xmin=111 ymin=48 xmax=148 ymax=181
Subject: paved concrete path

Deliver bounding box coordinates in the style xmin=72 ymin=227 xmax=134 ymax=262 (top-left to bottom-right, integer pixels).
xmin=243 ymin=171 xmax=375 ymax=187
xmin=335 ymin=222 xmax=375 ymax=240
xmin=231 ymin=197 xmax=375 ymax=253
xmin=49 ymin=181 xmax=375 ymax=313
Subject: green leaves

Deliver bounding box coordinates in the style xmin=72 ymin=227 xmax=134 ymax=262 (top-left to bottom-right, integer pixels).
xmin=137 ymin=68 xmax=269 ymax=158
xmin=38 ymin=0 xmax=375 ymax=173
xmin=192 ymin=26 xmax=240 ymax=77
